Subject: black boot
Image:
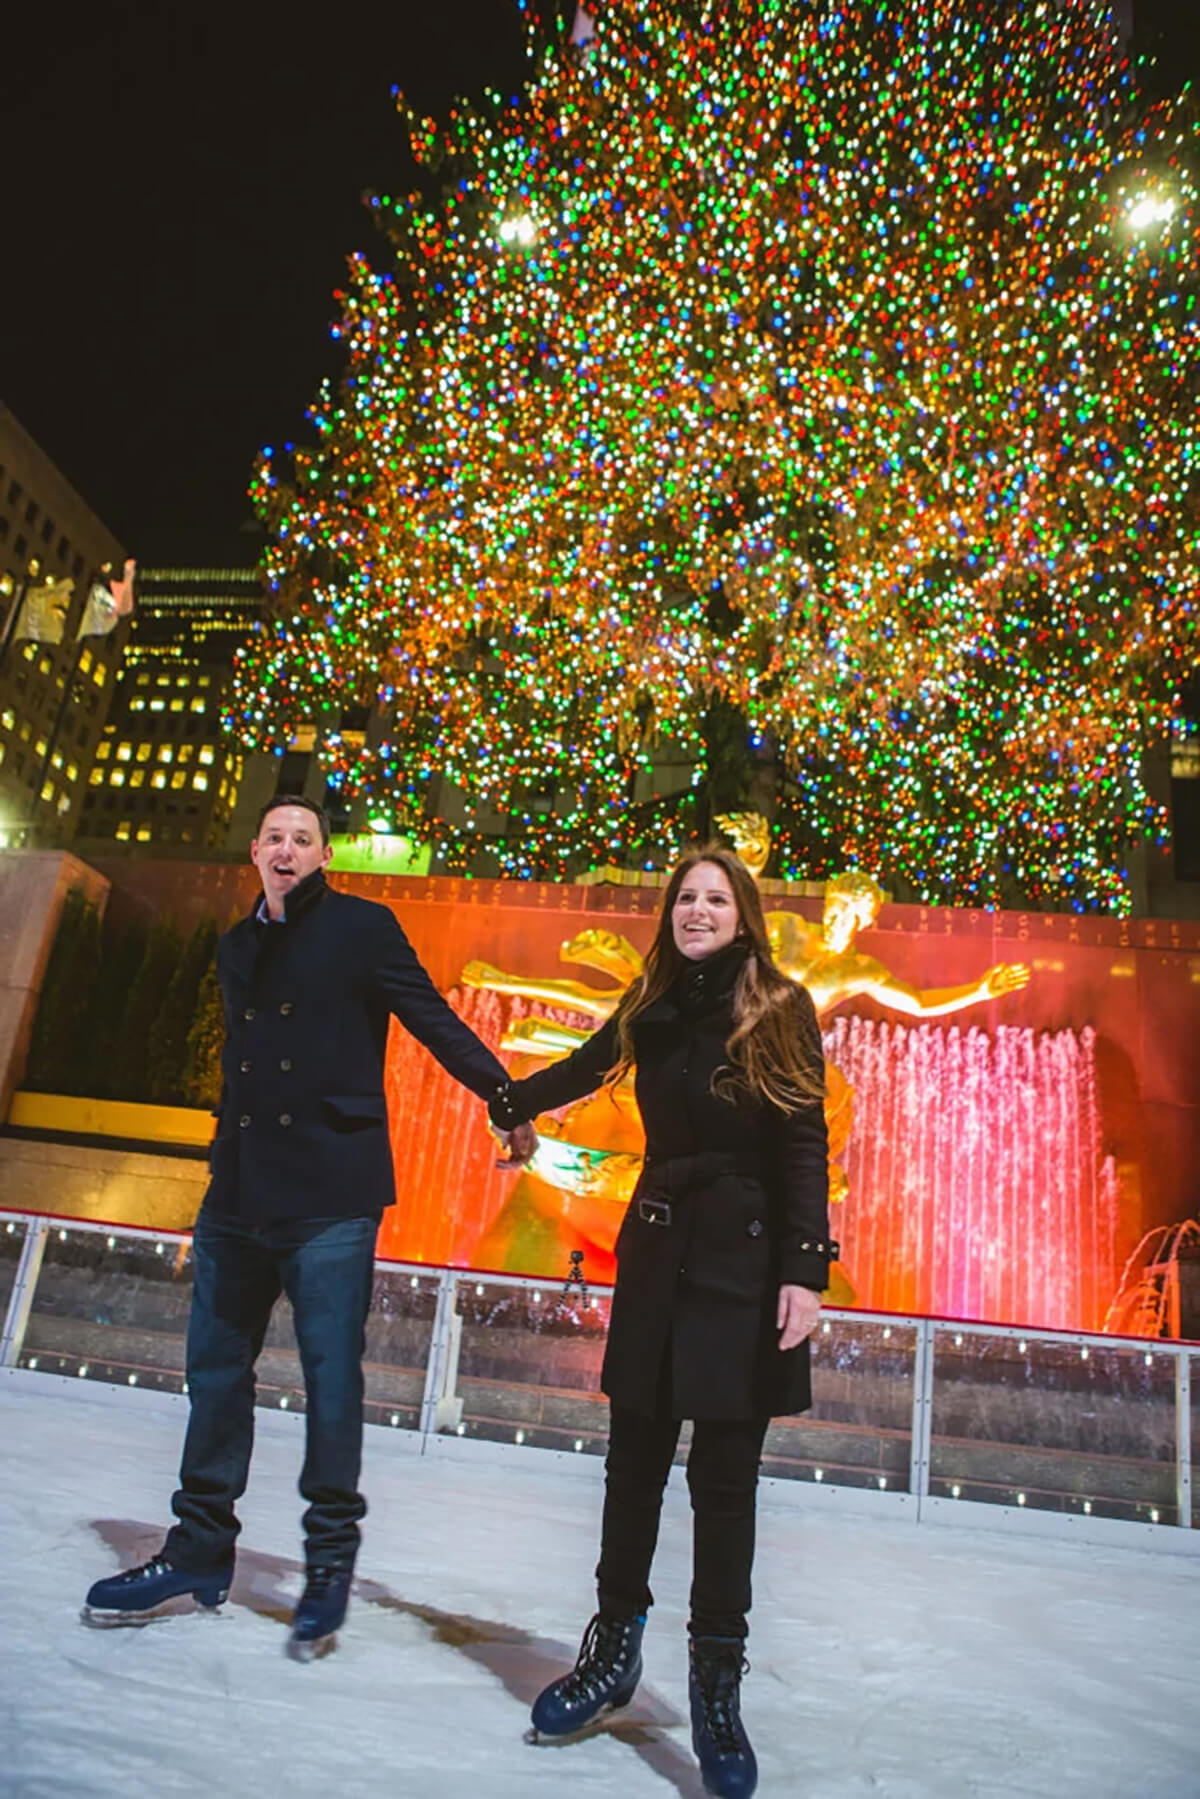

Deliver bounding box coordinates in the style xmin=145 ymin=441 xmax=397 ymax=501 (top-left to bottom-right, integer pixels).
xmin=528 ymin=1611 xmax=645 ymax=1739
xmin=288 ymin=1567 xmax=353 ymax=1661
xmin=689 ymin=1635 xmax=758 ymax=1798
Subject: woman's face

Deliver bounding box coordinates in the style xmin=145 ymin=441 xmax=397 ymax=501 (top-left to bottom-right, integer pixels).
xmin=671 ymin=860 xmax=741 ymax=961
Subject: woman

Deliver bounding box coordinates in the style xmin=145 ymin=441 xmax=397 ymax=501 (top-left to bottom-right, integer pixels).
xmin=490 ymin=847 xmax=833 ymax=1799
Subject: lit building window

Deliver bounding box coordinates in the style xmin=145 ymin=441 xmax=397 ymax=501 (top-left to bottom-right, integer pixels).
xmin=149 ymin=698 xmax=165 ymax=711
xmin=156 ymin=675 xmax=170 ymax=687
xmin=115 ymin=821 xmax=131 ymax=841
xmin=130 ymin=698 xmax=145 ymax=712
xmin=198 ymin=674 xmax=212 ymax=687
xmin=0 ymin=709 xmax=13 ymax=730
xmin=157 ymin=745 xmax=173 ymax=763
xmin=89 ymin=768 xmax=104 ymax=787
xmin=95 ymin=741 xmax=111 ymax=760
xmin=136 ymin=826 xmax=152 ymax=842
xmin=151 ymin=771 xmax=167 ymax=790
xmin=193 ymin=772 xmax=209 ymax=792
xmin=136 ymin=743 xmax=152 ymax=762
xmin=116 ymin=743 xmax=133 ymax=762
xmin=171 ymin=770 xmax=187 ymax=789
xmin=38 ymin=656 xmax=52 ymax=676
xmin=35 ymin=737 xmax=48 ymax=758
xmin=170 ymin=698 xmax=184 ymax=712
xmin=130 ymin=770 xmax=145 ymax=788
xmin=178 ymin=743 xmax=193 ymax=764
xmin=57 ymin=793 xmax=70 ymax=815
xmin=79 ymin=650 xmax=93 ymax=674
xmin=66 ymin=762 xmax=78 ymax=783
xmin=92 ymin=665 xmax=106 ymax=687
xmin=190 ymin=697 xmax=206 ymax=713
xmin=40 ymin=780 xmax=54 ymax=803
xmin=135 ymin=672 xmax=150 ymax=686
xmin=110 ymin=769 xmax=126 ymax=787
xmin=198 ymin=745 xmax=215 ymax=766
xmin=51 ymin=752 xmax=63 ymax=771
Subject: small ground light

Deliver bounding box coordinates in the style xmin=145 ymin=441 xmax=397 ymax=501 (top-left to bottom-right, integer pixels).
xmin=951 ymin=1484 xmax=961 ymax=1498
xmin=1083 ymin=1501 xmax=1092 ymax=1514
xmin=106 ymin=1237 xmax=116 ymax=1249
xmin=532 ymin=1291 xmax=541 ymax=1303
xmin=78 ymin=1364 xmax=89 ymax=1377
xmin=574 ymin=1439 xmax=584 ymax=1452
xmin=1016 ymin=1492 xmax=1026 ymax=1506
xmin=410 ymin=1275 xmax=418 ymax=1288
xmin=1144 ymin=1353 xmax=1153 ymax=1367
xmin=1080 ymin=1347 xmax=1089 ymax=1361
xmin=390 ymin=1413 xmax=401 ymax=1427
xmin=878 ymin=1476 xmax=887 ymax=1489
xmin=821 ymin=1321 xmax=831 ymax=1335
xmin=1018 ymin=1340 xmax=1027 ymax=1354
xmin=515 ymin=1429 xmax=526 ymax=1445
xmin=456 ymin=1422 xmax=466 ymax=1436
xmin=954 ymin=1333 xmax=963 ymax=1347
xmin=28 ymin=1357 xmax=38 ymax=1369
xmin=475 ymin=1284 xmax=484 ymax=1296
xmin=58 ymin=1229 xmax=68 ymax=1241
xmin=882 ymin=1326 xmax=891 ymax=1339
xmin=128 ymin=1374 xmax=138 ymax=1386
xmin=156 ymin=1242 xmax=165 ymax=1255
xmin=280 ymin=1396 xmax=289 ymax=1409
xmin=814 ymin=1469 xmax=824 ymax=1482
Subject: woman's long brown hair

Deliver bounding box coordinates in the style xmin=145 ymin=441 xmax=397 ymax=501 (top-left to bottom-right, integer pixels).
xmin=608 ymin=845 xmax=826 ymax=1111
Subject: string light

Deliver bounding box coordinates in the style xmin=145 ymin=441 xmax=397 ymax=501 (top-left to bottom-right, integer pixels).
xmin=230 ymin=0 xmax=1199 ymax=909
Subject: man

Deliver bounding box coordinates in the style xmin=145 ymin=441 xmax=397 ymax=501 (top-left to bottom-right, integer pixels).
xmin=82 ymin=797 xmax=535 ymax=1656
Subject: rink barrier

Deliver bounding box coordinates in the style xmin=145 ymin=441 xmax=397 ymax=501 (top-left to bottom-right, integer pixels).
xmin=1 ymin=1209 xmax=1197 ymax=1556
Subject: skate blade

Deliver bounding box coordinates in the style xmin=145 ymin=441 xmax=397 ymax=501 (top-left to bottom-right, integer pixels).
xmin=80 ymin=1594 xmax=228 ymax=1629
xmin=525 ymin=1702 xmax=629 ymax=1746
xmin=287 ymin=1630 xmax=338 ymax=1663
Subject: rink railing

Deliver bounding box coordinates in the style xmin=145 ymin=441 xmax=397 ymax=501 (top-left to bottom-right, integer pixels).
xmin=1 ymin=1209 xmax=1196 ymax=1556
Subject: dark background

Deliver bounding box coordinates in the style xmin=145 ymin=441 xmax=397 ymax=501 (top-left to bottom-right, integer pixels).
xmin=0 ymin=1 xmax=1196 ymax=564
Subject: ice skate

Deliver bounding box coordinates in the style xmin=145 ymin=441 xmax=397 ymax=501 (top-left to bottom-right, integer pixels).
xmin=81 ymin=1555 xmax=232 ymax=1627
xmin=287 ymin=1567 xmax=352 ymax=1661
xmin=525 ymin=1611 xmax=645 ymax=1742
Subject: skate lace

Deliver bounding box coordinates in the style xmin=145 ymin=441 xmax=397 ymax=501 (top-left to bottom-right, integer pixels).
xmin=119 ymin=1557 xmax=173 ymax=1586
xmin=559 ymin=1614 xmax=628 ymax=1702
xmin=303 ymin=1567 xmax=346 ymax=1595
xmin=696 ymin=1654 xmax=751 ymax=1757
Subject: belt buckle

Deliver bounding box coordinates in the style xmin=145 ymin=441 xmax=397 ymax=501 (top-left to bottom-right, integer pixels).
xmin=638 ymin=1196 xmax=672 ymax=1227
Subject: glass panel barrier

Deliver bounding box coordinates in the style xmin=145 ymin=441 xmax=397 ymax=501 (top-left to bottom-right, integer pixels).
xmin=1190 ymin=1354 xmax=1199 ymax=1531
xmin=17 ymin=1226 xmax=437 ymax=1431
xmin=362 ymin=1266 xmax=441 ymax=1432
xmin=0 ymin=1216 xmax=29 ymax=1325
xmin=929 ymin=1328 xmax=1178 ymax=1526
xmin=763 ymin=1316 xmax=917 ymax=1490
xmin=443 ymin=1275 xmax=612 ymax=1455
xmin=20 ymin=1225 xmax=196 ymax=1395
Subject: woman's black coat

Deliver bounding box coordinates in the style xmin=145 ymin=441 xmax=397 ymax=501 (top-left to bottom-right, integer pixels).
xmin=494 ymin=943 xmax=832 ymax=1421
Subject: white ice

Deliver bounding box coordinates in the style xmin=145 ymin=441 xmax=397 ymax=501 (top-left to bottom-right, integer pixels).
xmin=1 ymin=1373 xmax=1197 ymax=1799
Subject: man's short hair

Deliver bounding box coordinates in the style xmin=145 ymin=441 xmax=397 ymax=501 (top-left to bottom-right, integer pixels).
xmin=255 ymin=793 xmax=332 ymax=847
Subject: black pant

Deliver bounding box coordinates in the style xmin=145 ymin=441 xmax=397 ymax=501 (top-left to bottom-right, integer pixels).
xmin=163 ymin=1205 xmax=379 ymax=1575
xmin=595 ymin=1405 xmax=770 ymax=1640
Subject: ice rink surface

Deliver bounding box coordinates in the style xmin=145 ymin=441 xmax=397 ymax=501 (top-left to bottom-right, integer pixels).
xmin=1 ymin=1372 xmax=1197 ymax=1799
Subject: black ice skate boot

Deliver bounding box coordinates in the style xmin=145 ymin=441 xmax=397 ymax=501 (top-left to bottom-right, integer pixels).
xmin=527 ymin=1610 xmax=645 ymax=1740
xmin=288 ymin=1566 xmax=353 ymax=1661
xmin=81 ymin=1555 xmax=232 ymax=1626
xmin=689 ymin=1635 xmax=758 ymax=1798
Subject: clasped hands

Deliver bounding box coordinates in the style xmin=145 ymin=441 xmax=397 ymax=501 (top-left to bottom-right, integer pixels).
xmin=494 ymin=1119 xmax=539 ymax=1168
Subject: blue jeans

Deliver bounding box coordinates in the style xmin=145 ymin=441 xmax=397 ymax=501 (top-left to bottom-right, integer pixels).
xmin=164 ymin=1205 xmax=379 ymax=1574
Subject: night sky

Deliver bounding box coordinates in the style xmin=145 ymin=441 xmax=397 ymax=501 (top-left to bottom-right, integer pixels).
xmin=1 ymin=1 xmax=1196 ymax=567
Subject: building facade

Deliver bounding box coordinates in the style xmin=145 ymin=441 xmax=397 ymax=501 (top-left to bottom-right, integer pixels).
xmin=0 ymin=405 xmax=127 ymax=846
xmin=75 ymin=567 xmax=263 ymax=852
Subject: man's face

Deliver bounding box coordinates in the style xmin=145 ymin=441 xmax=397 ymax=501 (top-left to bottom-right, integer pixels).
xmin=250 ymin=805 xmax=332 ymax=917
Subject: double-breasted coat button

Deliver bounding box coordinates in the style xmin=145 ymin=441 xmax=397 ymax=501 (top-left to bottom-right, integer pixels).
xmin=239 ymin=1114 xmax=251 ymax=1128
xmin=280 ymin=1002 xmax=293 ymax=1016
xmin=280 ymin=1058 xmax=292 ymax=1072
xmin=746 ymin=1219 xmax=764 ymax=1239
xmin=243 ymin=1007 xmax=255 ymax=1021
xmin=240 ymin=1060 xmax=252 ymax=1073
xmin=279 ymin=1113 xmax=293 ymax=1127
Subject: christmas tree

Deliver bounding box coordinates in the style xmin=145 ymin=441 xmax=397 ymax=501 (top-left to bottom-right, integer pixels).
xmin=231 ymin=0 xmax=1199 ymax=910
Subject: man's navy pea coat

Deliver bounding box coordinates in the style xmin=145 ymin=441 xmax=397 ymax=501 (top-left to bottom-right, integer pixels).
xmin=493 ymin=942 xmax=832 ymax=1421
xmin=207 ymin=869 xmax=506 ymax=1222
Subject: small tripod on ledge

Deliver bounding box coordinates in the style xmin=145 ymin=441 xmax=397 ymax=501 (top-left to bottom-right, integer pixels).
xmin=562 ymin=1248 xmax=589 ymax=1309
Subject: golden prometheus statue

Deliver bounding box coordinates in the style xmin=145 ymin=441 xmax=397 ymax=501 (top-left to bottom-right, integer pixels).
xmin=464 ymin=814 xmax=1031 ymax=1294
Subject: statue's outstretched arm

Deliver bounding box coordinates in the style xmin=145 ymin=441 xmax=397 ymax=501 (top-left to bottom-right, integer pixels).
xmin=461 ymin=959 xmax=619 ymax=1021
xmin=870 ymin=962 xmax=1031 ymax=1018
